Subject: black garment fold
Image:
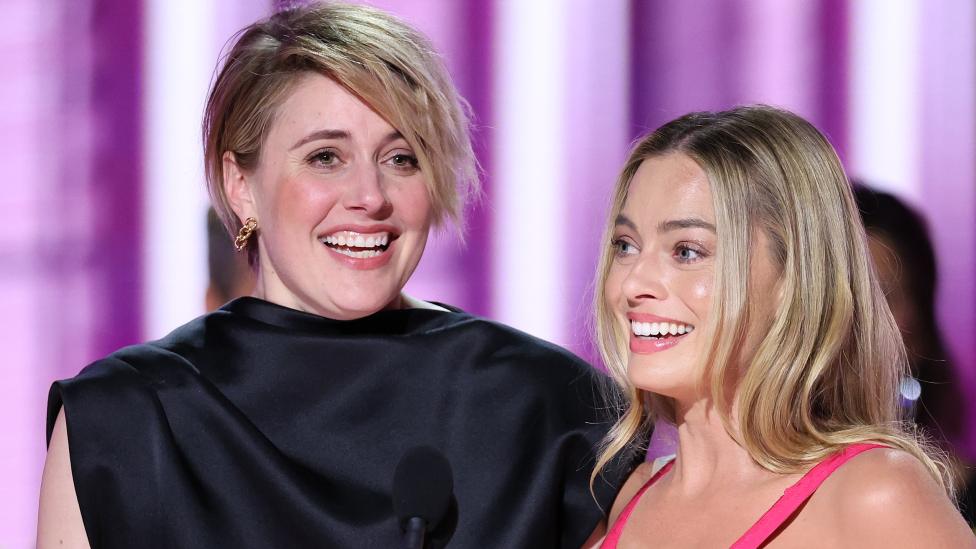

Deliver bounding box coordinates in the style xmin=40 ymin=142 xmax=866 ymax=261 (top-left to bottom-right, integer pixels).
xmin=48 ymin=297 xmax=637 ymax=548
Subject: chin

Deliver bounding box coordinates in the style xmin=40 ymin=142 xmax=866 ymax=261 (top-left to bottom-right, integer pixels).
xmin=327 ymin=290 xmax=401 ymax=319
xmin=626 ymin=358 xmax=696 ymax=399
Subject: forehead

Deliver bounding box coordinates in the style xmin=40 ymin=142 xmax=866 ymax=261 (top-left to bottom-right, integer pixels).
xmin=622 ymin=153 xmax=714 ymax=225
xmin=267 ymin=72 xmax=395 ymax=142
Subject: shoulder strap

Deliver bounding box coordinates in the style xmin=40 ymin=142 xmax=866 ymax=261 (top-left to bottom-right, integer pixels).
xmin=731 ymin=443 xmax=887 ymax=548
xmin=600 ymin=459 xmax=675 ymax=549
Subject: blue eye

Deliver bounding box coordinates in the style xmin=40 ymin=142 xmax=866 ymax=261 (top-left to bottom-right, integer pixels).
xmin=674 ymin=244 xmax=705 ymax=263
xmin=612 ymin=238 xmax=638 ymax=256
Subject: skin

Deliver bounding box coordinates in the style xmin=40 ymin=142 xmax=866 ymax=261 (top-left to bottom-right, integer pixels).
xmin=600 ymin=153 xmax=974 ymax=548
xmin=605 ymin=154 xmax=721 ymax=401
xmin=38 ymin=72 xmax=445 ymax=547
xmin=37 ymin=410 xmax=90 ymax=549
xmin=225 ymin=72 xmax=437 ymax=320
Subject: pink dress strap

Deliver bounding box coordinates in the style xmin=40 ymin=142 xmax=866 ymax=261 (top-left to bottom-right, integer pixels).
xmin=600 ymin=443 xmax=886 ymax=549
xmin=730 ymin=443 xmax=887 ymax=548
xmin=600 ymin=459 xmax=675 ymax=549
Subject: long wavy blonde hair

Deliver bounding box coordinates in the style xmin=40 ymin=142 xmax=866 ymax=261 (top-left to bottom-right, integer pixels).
xmin=591 ymin=105 xmax=951 ymax=496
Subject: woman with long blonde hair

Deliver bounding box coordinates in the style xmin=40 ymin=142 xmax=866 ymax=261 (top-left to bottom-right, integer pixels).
xmin=592 ymin=106 xmax=973 ymax=547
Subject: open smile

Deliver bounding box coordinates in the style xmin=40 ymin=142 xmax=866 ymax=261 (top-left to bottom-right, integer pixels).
xmin=319 ymin=228 xmax=400 ymax=269
xmin=628 ymin=314 xmax=695 ymax=354
xmin=321 ymin=230 xmax=393 ymax=258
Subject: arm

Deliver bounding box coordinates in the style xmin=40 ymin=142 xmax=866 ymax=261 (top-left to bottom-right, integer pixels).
xmin=37 ymin=408 xmax=91 ymax=549
xmin=834 ymin=448 xmax=974 ymax=548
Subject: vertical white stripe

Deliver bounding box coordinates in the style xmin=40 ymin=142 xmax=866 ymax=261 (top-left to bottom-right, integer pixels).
xmin=562 ymin=0 xmax=631 ymax=356
xmin=739 ymin=0 xmax=817 ymax=117
xmin=143 ymin=0 xmax=216 ymax=338
xmin=849 ymin=0 xmax=921 ymax=200
xmin=492 ymin=1 xmax=568 ymax=343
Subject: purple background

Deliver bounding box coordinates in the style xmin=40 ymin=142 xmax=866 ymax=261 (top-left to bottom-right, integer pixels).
xmin=3 ymin=0 xmax=973 ymax=545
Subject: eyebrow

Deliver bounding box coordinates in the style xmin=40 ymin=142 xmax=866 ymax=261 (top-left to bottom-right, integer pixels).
xmin=657 ymin=218 xmax=716 ymax=233
xmin=613 ymin=214 xmax=716 ymax=233
xmin=289 ymin=129 xmax=405 ymax=151
xmin=614 ymin=214 xmax=639 ymax=232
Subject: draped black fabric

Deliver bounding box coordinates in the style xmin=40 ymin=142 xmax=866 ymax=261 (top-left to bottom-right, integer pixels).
xmin=48 ymin=298 xmax=638 ymax=548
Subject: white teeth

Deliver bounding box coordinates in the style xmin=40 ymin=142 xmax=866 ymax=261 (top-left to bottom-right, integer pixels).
xmin=630 ymin=320 xmax=695 ymax=338
xmin=320 ymin=231 xmax=391 ymax=250
xmin=332 ymin=248 xmax=382 ymax=259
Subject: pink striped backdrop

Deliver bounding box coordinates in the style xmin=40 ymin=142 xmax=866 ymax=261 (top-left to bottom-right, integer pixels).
xmin=3 ymin=1 xmax=972 ymax=545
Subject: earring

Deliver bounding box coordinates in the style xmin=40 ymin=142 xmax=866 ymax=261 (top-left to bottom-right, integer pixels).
xmin=234 ymin=217 xmax=258 ymax=252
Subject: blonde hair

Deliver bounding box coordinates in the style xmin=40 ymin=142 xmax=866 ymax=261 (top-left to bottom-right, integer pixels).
xmin=203 ymin=2 xmax=478 ymax=261
xmin=592 ymin=105 xmax=951 ymax=496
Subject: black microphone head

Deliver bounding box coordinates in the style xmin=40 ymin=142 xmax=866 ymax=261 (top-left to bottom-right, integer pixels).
xmin=392 ymin=446 xmax=454 ymax=531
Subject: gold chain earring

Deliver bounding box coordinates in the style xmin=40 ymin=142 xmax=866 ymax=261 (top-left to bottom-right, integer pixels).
xmin=234 ymin=217 xmax=258 ymax=252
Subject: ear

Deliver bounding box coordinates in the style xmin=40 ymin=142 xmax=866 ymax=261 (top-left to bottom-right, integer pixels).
xmin=223 ymin=151 xmax=258 ymax=223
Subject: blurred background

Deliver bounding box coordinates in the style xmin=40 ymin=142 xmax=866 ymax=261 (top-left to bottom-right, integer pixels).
xmin=2 ymin=0 xmax=973 ymax=545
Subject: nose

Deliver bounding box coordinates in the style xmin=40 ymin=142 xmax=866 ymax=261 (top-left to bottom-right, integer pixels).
xmin=620 ymin=256 xmax=669 ymax=304
xmin=342 ymin=164 xmax=392 ymax=217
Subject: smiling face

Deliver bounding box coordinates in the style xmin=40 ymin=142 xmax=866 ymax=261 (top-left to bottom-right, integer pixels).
xmin=224 ymin=73 xmax=433 ymax=320
xmin=605 ymin=153 xmax=717 ymax=400
xmin=605 ymin=152 xmax=783 ymax=403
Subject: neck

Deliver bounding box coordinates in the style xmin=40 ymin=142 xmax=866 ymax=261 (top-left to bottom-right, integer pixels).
xmin=667 ymin=397 xmax=771 ymax=495
xmin=399 ymin=293 xmax=449 ymax=312
xmin=250 ymin=271 xmax=445 ymax=318
xmin=249 ymin=268 xmax=412 ymax=318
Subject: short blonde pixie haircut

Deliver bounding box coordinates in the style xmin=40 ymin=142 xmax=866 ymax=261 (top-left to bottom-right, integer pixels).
xmin=203 ymin=2 xmax=478 ymax=250
xmin=592 ymin=106 xmax=950 ymax=496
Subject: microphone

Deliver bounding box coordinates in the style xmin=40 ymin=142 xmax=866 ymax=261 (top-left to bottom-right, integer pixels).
xmin=392 ymin=446 xmax=455 ymax=549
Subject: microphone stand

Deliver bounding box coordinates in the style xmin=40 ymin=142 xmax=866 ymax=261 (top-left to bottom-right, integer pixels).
xmin=402 ymin=516 xmax=426 ymax=549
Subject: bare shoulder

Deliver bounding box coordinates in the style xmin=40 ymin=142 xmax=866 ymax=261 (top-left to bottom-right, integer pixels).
xmin=607 ymin=460 xmax=658 ymax=527
xmin=37 ymin=409 xmax=91 ymax=549
xmin=820 ymin=447 xmax=974 ymax=547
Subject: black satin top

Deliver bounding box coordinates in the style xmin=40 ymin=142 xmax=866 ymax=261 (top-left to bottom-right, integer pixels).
xmin=48 ymin=298 xmax=637 ymax=548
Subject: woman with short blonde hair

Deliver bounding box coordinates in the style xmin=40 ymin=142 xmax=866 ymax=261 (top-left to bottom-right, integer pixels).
xmin=203 ymin=2 xmax=479 ymax=264
xmin=593 ymin=106 xmax=972 ymax=547
xmin=38 ymin=4 xmax=633 ymax=548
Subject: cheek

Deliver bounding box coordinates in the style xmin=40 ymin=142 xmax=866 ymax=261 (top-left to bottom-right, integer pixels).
xmin=604 ymin=265 xmax=626 ymax=308
xmin=691 ymin=277 xmax=711 ymax=302
xmin=392 ymin=181 xmax=434 ymax=229
xmin=680 ymin=271 xmax=713 ymax=319
xmin=269 ymin=177 xmax=341 ymax=227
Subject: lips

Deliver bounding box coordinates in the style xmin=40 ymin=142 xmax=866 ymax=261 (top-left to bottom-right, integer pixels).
xmin=321 ymin=230 xmax=391 ymax=258
xmin=627 ymin=313 xmax=695 ymax=354
xmin=318 ymin=226 xmax=399 ymax=269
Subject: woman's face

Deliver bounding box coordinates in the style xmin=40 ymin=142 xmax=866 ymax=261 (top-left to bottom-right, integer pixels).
xmin=605 ymin=154 xmax=716 ymax=400
xmin=605 ymin=153 xmax=781 ymax=402
xmin=225 ymin=73 xmax=433 ymax=319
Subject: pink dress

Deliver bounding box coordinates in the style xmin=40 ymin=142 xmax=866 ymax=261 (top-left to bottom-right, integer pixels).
xmin=601 ymin=443 xmax=886 ymax=549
